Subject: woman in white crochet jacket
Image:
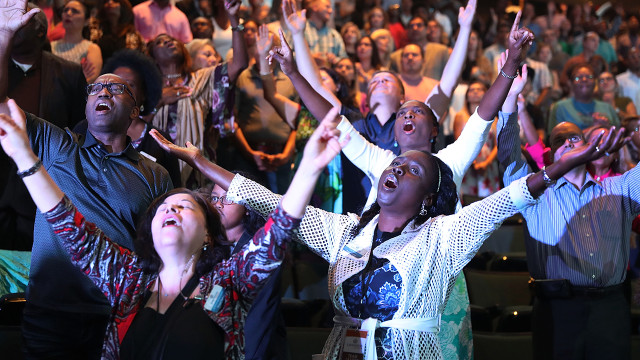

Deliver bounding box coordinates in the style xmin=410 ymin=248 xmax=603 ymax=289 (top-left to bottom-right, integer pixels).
xmin=147 ymin=37 xmax=626 ymax=360
xmin=149 ymin=108 xmax=622 ymax=360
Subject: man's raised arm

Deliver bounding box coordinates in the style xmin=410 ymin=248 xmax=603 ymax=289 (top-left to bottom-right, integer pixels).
xmin=0 ymin=1 xmax=40 ymax=105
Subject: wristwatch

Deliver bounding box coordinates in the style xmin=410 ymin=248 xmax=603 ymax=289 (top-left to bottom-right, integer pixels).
xmin=231 ymin=23 xmax=244 ymax=32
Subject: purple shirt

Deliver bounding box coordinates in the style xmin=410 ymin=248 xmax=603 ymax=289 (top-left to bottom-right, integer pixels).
xmin=133 ymin=0 xmax=193 ymax=44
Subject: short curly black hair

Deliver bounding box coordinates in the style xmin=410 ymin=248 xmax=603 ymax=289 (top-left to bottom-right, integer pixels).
xmin=101 ymin=49 xmax=162 ymax=115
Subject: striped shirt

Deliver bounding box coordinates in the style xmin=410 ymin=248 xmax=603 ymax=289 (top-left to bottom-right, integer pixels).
xmin=497 ymin=111 xmax=640 ymax=287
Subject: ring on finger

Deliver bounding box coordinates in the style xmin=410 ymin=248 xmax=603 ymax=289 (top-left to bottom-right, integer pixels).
xmin=595 ymin=146 xmax=600 ymax=152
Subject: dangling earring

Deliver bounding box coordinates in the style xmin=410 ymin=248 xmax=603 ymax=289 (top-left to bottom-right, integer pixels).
xmin=203 ymin=243 xmax=209 ymax=251
xmin=393 ymin=139 xmax=398 ymax=148
xmin=139 ymin=104 xmax=145 ymax=113
xmin=419 ymin=202 xmax=428 ymax=216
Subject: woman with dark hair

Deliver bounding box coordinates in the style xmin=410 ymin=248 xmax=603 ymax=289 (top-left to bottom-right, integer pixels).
xmin=363 ymin=6 xmax=387 ymax=35
xmin=147 ymin=0 xmax=247 ymax=186
xmin=90 ymin=0 xmax=146 ymax=63
xmin=355 ymin=35 xmax=383 ymax=96
xmin=207 ymin=176 xmax=289 ymax=360
xmin=333 ymin=57 xmax=365 ymax=113
xmin=0 ymin=97 xmax=345 ymax=358
xmin=148 ymin=102 xmax=619 ymax=359
xmin=51 ymin=0 xmax=103 ymax=82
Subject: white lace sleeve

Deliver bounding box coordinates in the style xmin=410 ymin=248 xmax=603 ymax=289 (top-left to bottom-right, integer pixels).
xmin=337 ymin=116 xmax=395 ymax=182
xmin=226 ymin=175 xmax=360 ymax=261
xmin=436 ymin=175 xmax=536 ymax=274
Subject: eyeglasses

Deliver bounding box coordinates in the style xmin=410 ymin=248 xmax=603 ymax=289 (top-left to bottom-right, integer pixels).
xmin=86 ymin=83 xmax=137 ymax=105
xmin=598 ymin=76 xmax=614 ymax=83
xmin=210 ymin=195 xmax=233 ymax=206
xmin=573 ymin=74 xmax=594 ymax=82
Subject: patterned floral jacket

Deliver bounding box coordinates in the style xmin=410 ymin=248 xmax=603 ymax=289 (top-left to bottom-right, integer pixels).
xmin=44 ymin=196 xmax=298 ymax=360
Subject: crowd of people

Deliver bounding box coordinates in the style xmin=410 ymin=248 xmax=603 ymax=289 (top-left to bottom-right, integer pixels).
xmin=1 ymin=0 xmax=640 ymax=359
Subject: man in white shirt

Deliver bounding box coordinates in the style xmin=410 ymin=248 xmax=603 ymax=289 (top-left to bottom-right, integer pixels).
xmin=617 ymin=47 xmax=640 ymax=111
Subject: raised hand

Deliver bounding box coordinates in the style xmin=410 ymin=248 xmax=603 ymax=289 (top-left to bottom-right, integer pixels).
xmin=458 ymin=0 xmax=476 ymax=28
xmin=224 ymin=0 xmax=241 ymax=18
xmin=0 ymin=0 xmax=41 ymax=35
xmin=256 ymin=24 xmax=274 ymax=57
xmin=150 ymin=129 xmax=202 ymax=168
xmin=0 ymin=99 xmax=31 ymax=162
xmin=506 ymin=11 xmax=534 ymax=65
xmin=560 ymin=127 xmax=626 ymax=167
xmin=281 ymin=0 xmax=306 ymax=35
xmin=267 ymin=29 xmax=297 ymax=76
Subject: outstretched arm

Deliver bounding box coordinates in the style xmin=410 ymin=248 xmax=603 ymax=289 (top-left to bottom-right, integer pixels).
xmin=257 ymin=24 xmax=299 ymax=129
xmin=0 ymin=99 xmax=63 ymax=211
xmin=280 ymin=0 xmax=342 ymax=110
xmin=433 ymin=0 xmax=476 ymax=98
xmin=0 ymin=1 xmax=41 ymax=107
xmin=226 ymin=0 xmax=248 ymax=82
xmin=282 ymin=108 xmax=346 ymax=217
xmin=477 ymin=11 xmax=534 ymax=122
xmin=268 ymin=28 xmax=334 ymax=124
xmin=151 ymin=108 xmax=347 ymax=214
xmin=527 ymin=127 xmax=626 ymax=197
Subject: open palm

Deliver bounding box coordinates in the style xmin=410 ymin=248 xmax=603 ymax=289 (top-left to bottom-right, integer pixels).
xmin=256 ymin=24 xmax=273 ymax=56
xmin=0 ymin=0 xmax=40 ymax=34
xmin=150 ymin=129 xmax=202 ymax=167
xmin=282 ymin=0 xmax=306 ymax=35
xmin=457 ymin=0 xmax=476 ymax=28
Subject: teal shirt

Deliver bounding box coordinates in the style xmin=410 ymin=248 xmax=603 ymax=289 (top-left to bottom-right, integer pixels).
xmin=548 ymin=98 xmax=620 ymax=134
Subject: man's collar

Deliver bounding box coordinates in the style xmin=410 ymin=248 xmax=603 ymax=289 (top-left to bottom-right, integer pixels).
xmin=11 ymin=55 xmax=41 ymax=73
xmin=82 ymin=129 xmax=139 ymax=161
xmin=552 ymin=171 xmax=601 ymax=191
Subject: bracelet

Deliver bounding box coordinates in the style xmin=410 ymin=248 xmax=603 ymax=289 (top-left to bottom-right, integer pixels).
xmin=500 ymin=69 xmax=519 ymax=79
xmin=17 ymin=159 xmax=42 ymax=179
xmin=541 ymin=166 xmax=556 ymax=187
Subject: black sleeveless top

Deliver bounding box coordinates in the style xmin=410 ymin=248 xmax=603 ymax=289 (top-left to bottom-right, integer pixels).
xmin=120 ymin=276 xmax=225 ymax=359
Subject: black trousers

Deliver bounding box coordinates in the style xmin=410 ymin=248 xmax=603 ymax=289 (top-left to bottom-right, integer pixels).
xmin=531 ymin=287 xmax=630 ymax=360
xmin=22 ymin=303 xmax=109 ymax=360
